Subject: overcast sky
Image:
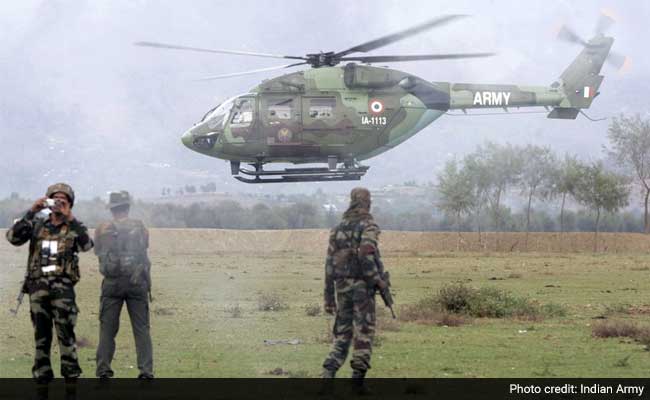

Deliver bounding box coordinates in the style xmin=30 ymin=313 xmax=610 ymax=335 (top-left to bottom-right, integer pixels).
xmin=1 ymin=0 xmax=648 ymax=200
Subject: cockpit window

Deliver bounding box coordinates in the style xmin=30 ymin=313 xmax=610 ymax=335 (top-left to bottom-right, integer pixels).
xmin=230 ymin=98 xmax=254 ymax=127
xmin=200 ymin=93 xmax=256 ymax=130
xmin=202 ymin=98 xmax=235 ymax=130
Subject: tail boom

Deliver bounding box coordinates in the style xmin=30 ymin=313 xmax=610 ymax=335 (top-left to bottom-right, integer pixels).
xmin=442 ymin=35 xmax=613 ymax=119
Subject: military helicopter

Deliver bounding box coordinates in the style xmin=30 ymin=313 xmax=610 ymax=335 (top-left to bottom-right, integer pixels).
xmin=137 ymin=14 xmax=622 ymax=183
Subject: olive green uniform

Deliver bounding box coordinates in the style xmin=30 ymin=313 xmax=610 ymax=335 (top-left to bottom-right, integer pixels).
xmin=322 ymin=188 xmax=384 ymax=379
xmin=94 ymin=217 xmax=153 ymax=378
xmin=6 ymin=211 xmax=93 ymax=381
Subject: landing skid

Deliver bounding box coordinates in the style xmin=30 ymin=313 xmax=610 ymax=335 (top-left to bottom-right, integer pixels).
xmin=233 ymin=164 xmax=369 ymax=184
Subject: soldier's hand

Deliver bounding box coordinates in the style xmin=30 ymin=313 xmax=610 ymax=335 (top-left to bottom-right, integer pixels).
xmin=55 ymin=199 xmax=73 ymax=220
xmin=324 ymin=303 xmax=336 ymax=315
xmin=376 ymin=280 xmax=388 ymax=290
xmin=31 ymin=197 xmax=48 ymax=213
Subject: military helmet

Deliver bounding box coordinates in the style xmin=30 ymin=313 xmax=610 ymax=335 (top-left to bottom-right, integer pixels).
xmin=107 ymin=191 xmax=131 ymax=209
xmin=349 ymin=187 xmax=371 ymax=210
xmin=46 ymin=183 xmax=75 ymax=206
xmin=350 ymin=187 xmax=371 ymax=203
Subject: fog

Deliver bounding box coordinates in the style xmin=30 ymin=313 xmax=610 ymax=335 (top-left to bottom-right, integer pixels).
xmin=1 ymin=0 xmax=648 ymax=199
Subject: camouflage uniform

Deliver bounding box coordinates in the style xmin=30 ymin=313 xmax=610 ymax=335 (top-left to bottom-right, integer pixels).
xmin=94 ymin=191 xmax=153 ymax=378
xmin=5 ymin=184 xmax=93 ymax=381
xmin=322 ymin=188 xmax=384 ymax=379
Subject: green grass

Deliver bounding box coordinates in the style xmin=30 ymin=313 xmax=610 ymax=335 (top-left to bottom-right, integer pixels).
xmin=3 ymin=232 xmax=650 ymax=377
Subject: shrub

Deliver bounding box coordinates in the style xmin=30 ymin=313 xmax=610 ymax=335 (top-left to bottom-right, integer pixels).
xmin=423 ymin=283 xmax=567 ymax=320
xmin=226 ymin=304 xmax=242 ymax=318
xmin=398 ymin=300 xmax=468 ymax=327
xmin=304 ymin=303 xmax=321 ymax=317
xmin=540 ymin=302 xmax=568 ymax=318
xmin=257 ymin=293 xmax=289 ymax=312
xmin=592 ymin=320 xmax=649 ymax=339
xmin=436 ymin=283 xmax=476 ymax=313
xmin=467 ymin=287 xmax=539 ymax=318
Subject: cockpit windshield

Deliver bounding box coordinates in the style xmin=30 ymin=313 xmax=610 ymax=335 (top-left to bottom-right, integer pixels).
xmin=200 ymin=96 xmax=236 ymax=129
xmin=199 ymin=93 xmax=256 ymax=130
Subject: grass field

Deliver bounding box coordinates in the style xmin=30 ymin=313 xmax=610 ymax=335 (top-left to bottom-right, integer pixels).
xmin=2 ymin=229 xmax=650 ymax=378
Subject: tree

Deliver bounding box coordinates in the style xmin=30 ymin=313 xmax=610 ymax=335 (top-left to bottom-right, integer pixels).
xmin=573 ymin=162 xmax=630 ymax=251
xmin=462 ymin=151 xmax=491 ymax=243
xmin=551 ymin=154 xmax=582 ymax=233
xmin=606 ymin=113 xmax=650 ymax=233
xmin=481 ymin=142 xmax=523 ymax=236
xmin=436 ymin=160 xmax=475 ymax=248
xmin=519 ymin=145 xmax=556 ymax=247
xmin=200 ymin=182 xmax=217 ymax=193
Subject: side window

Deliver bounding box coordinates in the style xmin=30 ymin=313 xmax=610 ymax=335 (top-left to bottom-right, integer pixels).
xmin=268 ymin=98 xmax=293 ymax=120
xmin=309 ymin=97 xmax=335 ymax=119
xmin=230 ymin=98 xmax=254 ymax=127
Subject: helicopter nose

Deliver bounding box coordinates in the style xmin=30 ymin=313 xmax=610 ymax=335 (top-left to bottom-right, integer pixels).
xmin=181 ymin=128 xmax=194 ymax=149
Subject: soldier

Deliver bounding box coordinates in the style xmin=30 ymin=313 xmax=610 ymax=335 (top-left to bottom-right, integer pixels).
xmin=94 ymin=191 xmax=153 ymax=379
xmin=5 ymin=183 xmax=93 ymax=383
xmin=321 ymin=187 xmax=388 ymax=388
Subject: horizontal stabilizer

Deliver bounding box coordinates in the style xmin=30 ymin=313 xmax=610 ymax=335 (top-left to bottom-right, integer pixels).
xmin=547 ymin=108 xmax=580 ymax=119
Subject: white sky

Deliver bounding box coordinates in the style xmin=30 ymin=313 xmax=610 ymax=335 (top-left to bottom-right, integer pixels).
xmin=1 ymin=0 xmax=648 ymax=198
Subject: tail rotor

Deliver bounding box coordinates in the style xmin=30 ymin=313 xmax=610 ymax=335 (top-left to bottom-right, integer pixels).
xmin=556 ymin=12 xmax=628 ymax=71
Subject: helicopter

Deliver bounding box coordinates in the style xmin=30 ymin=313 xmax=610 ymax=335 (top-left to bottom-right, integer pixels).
xmin=137 ymin=14 xmax=623 ymax=183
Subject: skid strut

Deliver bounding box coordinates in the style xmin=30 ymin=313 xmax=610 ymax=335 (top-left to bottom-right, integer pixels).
xmin=232 ymin=162 xmax=369 ymax=184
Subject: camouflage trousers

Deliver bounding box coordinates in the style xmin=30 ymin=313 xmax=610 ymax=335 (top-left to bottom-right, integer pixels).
xmin=96 ymin=277 xmax=153 ymax=378
xmin=322 ymin=279 xmax=376 ymax=373
xmin=27 ymin=276 xmax=81 ymax=380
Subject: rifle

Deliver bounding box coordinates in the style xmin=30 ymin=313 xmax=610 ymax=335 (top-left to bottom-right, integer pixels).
xmin=10 ymin=278 xmax=27 ymax=316
xmin=374 ymin=254 xmax=396 ymax=319
xmin=130 ymin=254 xmax=153 ymax=302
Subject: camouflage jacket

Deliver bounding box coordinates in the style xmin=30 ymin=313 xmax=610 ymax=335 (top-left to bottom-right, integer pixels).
xmin=324 ymin=213 xmax=382 ymax=306
xmin=94 ymin=218 xmax=150 ymax=283
xmin=6 ymin=210 xmax=93 ymax=284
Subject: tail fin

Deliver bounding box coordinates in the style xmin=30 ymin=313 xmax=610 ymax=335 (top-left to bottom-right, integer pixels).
xmin=547 ymin=35 xmax=613 ymax=119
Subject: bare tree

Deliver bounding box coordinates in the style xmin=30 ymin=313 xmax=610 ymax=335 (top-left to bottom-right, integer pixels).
xmin=519 ymin=145 xmax=556 ymax=248
xmin=481 ymin=142 xmax=523 ymax=249
xmin=551 ymin=154 xmax=583 ymax=233
xmin=573 ymin=161 xmax=630 ymax=251
xmin=606 ymin=113 xmax=650 ymax=233
xmin=437 ymin=159 xmax=475 ymax=250
xmin=462 ymin=151 xmax=491 ymax=243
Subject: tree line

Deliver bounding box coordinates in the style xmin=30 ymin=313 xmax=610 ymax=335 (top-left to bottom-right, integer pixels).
xmin=1 ymin=189 xmax=645 ymax=235
xmin=436 ymin=114 xmax=650 ymax=250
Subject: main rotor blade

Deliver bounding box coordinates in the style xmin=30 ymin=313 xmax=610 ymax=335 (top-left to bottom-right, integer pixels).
xmin=194 ymin=62 xmax=307 ymax=81
xmin=340 ymin=52 xmax=496 ymax=63
xmin=135 ymin=41 xmax=306 ymax=61
xmin=335 ymin=15 xmax=468 ymax=57
xmin=557 ymin=26 xmax=588 ymax=46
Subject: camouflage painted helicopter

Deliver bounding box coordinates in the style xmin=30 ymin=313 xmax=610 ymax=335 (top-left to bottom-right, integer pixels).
xmin=137 ymin=14 xmax=623 ymax=183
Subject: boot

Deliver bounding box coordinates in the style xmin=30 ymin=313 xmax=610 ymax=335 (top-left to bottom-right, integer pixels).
xmin=321 ymin=368 xmax=336 ymax=378
xmin=318 ymin=368 xmax=337 ymax=396
xmin=351 ymin=369 xmax=371 ymax=396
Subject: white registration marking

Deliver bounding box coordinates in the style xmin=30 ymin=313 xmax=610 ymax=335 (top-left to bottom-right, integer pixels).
xmin=473 ymin=91 xmax=511 ymax=106
xmin=361 ymin=116 xmax=387 ymax=125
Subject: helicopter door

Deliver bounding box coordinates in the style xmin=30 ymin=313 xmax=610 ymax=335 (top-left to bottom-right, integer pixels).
xmin=262 ymin=96 xmax=303 ymax=145
xmin=302 ymin=96 xmax=354 ymax=144
xmin=228 ymin=96 xmax=259 ymax=142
